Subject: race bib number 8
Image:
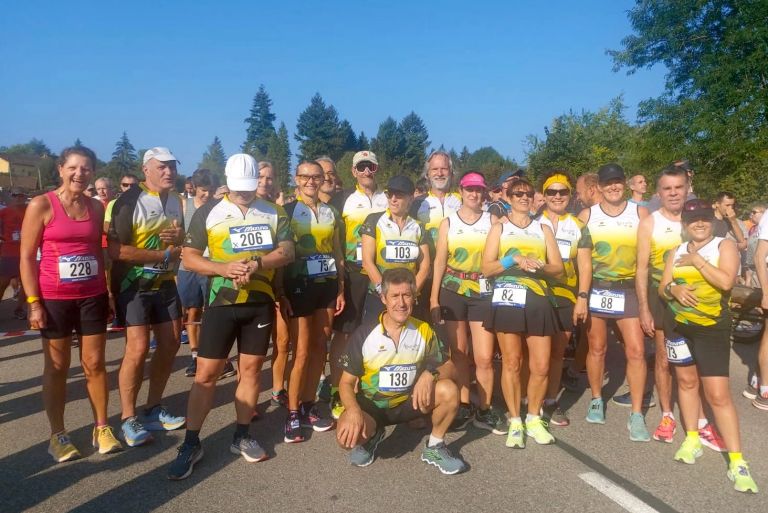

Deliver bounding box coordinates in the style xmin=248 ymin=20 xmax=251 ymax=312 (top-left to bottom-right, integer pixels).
xmin=665 ymin=336 xmax=694 ymax=364
xmin=58 ymin=255 xmax=98 ymax=283
xmin=230 ymin=224 xmax=274 ymax=252
xmin=492 ymin=283 xmax=527 ymax=308
xmin=589 ymin=289 xmax=625 ymax=314
xmin=378 ymin=364 xmax=417 ymax=392
xmin=478 ymin=278 xmax=492 ymax=296
xmin=385 ymin=241 xmax=419 ymax=263
xmin=306 ymin=254 xmax=337 ymax=277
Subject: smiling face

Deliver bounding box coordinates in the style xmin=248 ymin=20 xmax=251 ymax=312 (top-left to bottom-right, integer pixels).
xmin=59 ymin=154 xmax=94 ymax=195
xmin=684 ymin=218 xmax=713 ymax=243
xmin=143 ymin=158 xmax=178 ymax=193
xmin=427 ymin=154 xmax=451 ymax=192
xmin=507 ymin=182 xmax=534 ymax=214
xmin=543 ymin=183 xmax=571 ymax=215
xmin=353 ymin=161 xmax=377 ymax=189
xmin=386 ymin=189 xmax=413 ymax=216
xmin=257 ymin=165 xmax=276 ymax=200
xmin=381 ymin=281 xmax=414 ymax=324
xmin=460 ymin=185 xmax=485 ymax=210
xmin=658 ymin=174 xmax=688 ymax=214
xmin=598 ymin=178 xmax=626 ymax=205
xmin=295 ymin=162 xmax=324 ymax=200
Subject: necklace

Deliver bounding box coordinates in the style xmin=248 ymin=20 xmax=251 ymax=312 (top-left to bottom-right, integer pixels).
xmin=56 ymin=191 xmax=88 ymax=220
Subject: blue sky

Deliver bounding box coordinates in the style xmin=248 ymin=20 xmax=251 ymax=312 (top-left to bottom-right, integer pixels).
xmin=0 ymin=0 xmax=664 ymax=173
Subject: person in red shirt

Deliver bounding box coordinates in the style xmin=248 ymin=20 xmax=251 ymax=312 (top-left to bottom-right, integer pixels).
xmin=0 ymin=187 xmax=28 ymax=318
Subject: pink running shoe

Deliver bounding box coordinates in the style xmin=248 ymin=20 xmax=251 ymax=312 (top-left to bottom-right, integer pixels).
xmin=652 ymin=415 xmax=676 ymax=443
xmin=699 ymin=423 xmax=727 ymax=452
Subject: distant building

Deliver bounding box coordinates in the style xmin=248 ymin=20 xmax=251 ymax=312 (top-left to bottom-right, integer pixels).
xmin=0 ymin=153 xmax=41 ymax=191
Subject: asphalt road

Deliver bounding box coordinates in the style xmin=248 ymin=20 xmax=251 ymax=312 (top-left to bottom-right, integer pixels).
xmin=1 ymin=296 xmax=765 ymax=513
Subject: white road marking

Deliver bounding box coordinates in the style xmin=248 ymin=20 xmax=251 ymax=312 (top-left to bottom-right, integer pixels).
xmin=579 ymin=472 xmax=661 ymax=513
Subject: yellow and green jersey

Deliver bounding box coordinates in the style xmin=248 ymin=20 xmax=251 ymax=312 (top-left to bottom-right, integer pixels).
xmin=284 ymin=199 xmax=340 ymax=282
xmin=184 ymin=195 xmax=293 ymax=306
xmin=649 ymin=210 xmax=682 ymax=286
xmin=339 ymin=186 xmax=388 ymax=267
xmin=411 ymin=191 xmax=462 ymax=255
xmin=539 ymin=211 xmax=591 ymax=303
xmin=108 ymin=183 xmax=183 ymax=294
xmin=495 ymin=219 xmax=549 ymax=297
xmin=340 ymin=314 xmax=446 ymax=409
xmin=441 ymin=211 xmax=493 ymax=297
xmin=669 ymin=237 xmax=730 ymax=326
xmin=586 ymin=203 xmax=640 ymax=282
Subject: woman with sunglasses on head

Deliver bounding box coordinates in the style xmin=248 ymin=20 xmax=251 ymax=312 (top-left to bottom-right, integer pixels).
xmin=659 ymin=199 xmax=758 ymax=493
xmin=482 ymin=178 xmax=564 ymax=448
xmin=536 ymin=170 xmax=592 ymax=427
xmin=430 ymin=171 xmax=506 ymax=434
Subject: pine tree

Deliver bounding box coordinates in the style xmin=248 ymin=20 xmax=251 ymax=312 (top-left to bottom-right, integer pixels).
xmin=111 ymin=132 xmax=138 ymax=174
xmin=267 ymin=122 xmax=292 ymax=193
xmin=371 ymin=117 xmax=405 ymax=176
xmin=243 ymin=85 xmax=277 ymax=158
xmin=74 ymin=138 xmax=83 ymax=148
xmin=357 ymin=131 xmax=370 ymax=150
xmin=337 ymin=120 xmax=358 ymax=153
xmin=399 ymin=112 xmax=430 ymax=174
xmin=295 ymin=93 xmax=346 ymax=161
xmin=198 ymin=136 xmax=227 ymax=184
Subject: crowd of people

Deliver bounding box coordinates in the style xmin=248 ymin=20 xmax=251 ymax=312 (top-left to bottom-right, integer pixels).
xmin=2 ymin=145 xmax=764 ymax=493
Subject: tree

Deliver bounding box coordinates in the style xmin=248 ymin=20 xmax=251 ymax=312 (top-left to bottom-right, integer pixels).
xmin=110 ymin=132 xmax=138 ymax=175
xmin=610 ymin=0 xmax=768 ymax=203
xmin=371 ymin=116 xmax=405 ymax=177
xmin=464 ymin=146 xmax=518 ymax=186
xmin=399 ymin=112 xmax=430 ymax=174
xmin=458 ymin=146 xmax=471 ymax=171
xmin=242 ymin=85 xmax=277 ymax=158
xmin=73 ymin=138 xmax=83 ymax=148
xmin=267 ymin=122 xmax=292 ymax=193
xmin=357 ymin=131 xmax=370 ymax=150
xmin=1 ymin=138 xmax=53 ymax=157
xmin=198 ymin=136 xmax=227 ymax=184
xmin=295 ymin=93 xmax=349 ymax=161
xmin=337 ymin=120 xmax=358 ymax=154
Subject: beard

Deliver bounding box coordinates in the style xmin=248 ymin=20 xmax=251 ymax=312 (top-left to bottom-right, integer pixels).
xmin=430 ymin=176 xmax=450 ymax=192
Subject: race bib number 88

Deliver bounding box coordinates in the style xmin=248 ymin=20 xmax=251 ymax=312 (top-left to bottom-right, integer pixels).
xmin=589 ymin=289 xmax=625 ymax=314
xmin=230 ymin=224 xmax=274 ymax=252
xmin=378 ymin=364 xmax=417 ymax=392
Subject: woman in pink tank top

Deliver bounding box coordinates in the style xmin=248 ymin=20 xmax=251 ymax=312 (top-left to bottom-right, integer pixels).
xmin=19 ymin=146 xmax=123 ymax=462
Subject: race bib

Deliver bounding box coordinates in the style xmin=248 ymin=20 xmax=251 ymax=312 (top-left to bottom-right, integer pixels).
xmin=355 ymin=243 xmax=363 ymax=264
xmin=589 ymin=289 xmax=625 ymax=314
xmin=58 ymin=255 xmax=98 ymax=283
xmin=665 ymin=336 xmax=694 ymax=364
xmin=492 ymin=282 xmax=527 ymax=307
xmin=306 ymin=254 xmax=336 ymax=277
xmin=384 ymin=240 xmax=419 ymax=263
xmin=378 ymin=364 xmax=417 ymax=392
xmin=11 ymin=230 xmax=20 ymax=242
xmin=143 ymin=260 xmax=171 ymax=274
xmin=478 ymin=278 xmax=492 ymax=296
xmin=229 ymin=224 xmax=273 ymax=252
xmin=556 ymin=238 xmax=572 ymax=261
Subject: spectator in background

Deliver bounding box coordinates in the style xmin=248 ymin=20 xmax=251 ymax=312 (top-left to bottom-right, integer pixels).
xmin=713 ymin=192 xmax=748 ymax=251
xmin=316 ymin=156 xmax=344 ymax=212
xmin=84 ymin=184 xmax=97 ymax=198
xmin=184 ymin=177 xmax=195 ymax=199
xmin=415 ymin=178 xmax=428 ymax=200
xmin=0 ymin=187 xmax=28 ymax=318
xmin=628 ymin=174 xmax=648 ymax=207
xmin=487 ymin=169 xmax=524 ymax=221
xmin=531 ymin=191 xmax=545 ymax=216
xmin=573 ymin=173 xmax=602 ymax=211
xmin=745 ymin=203 xmax=767 ymax=287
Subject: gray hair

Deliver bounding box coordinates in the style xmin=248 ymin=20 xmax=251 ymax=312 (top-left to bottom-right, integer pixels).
xmin=380 ymin=268 xmax=417 ymax=297
xmin=422 ymin=150 xmax=454 ymax=180
xmin=315 ymin=156 xmax=336 ymax=172
xmin=94 ymin=177 xmax=111 ymax=187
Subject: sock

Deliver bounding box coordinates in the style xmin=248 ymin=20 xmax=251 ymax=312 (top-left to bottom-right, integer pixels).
xmin=234 ymin=423 xmax=249 ymax=440
xmin=526 ymin=413 xmax=540 ymax=423
xmin=544 ymin=398 xmax=557 ymax=406
xmin=750 ymin=373 xmax=759 ymax=388
xmin=686 ymin=430 xmax=699 ymax=441
xmin=185 ymin=429 xmax=201 ymax=446
xmin=760 ymin=385 xmax=768 ymax=396
xmin=427 ymin=434 xmax=443 ymax=447
xmin=191 ymin=351 xmax=197 ymax=358
xmin=662 ymin=412 xmax=674 ymax=420
xmin=697 ymin=418 xmax=708 ymax=429
xmin=729 ymin=452 xmax=744 ymax=464
xmin=95 ymin=420 xmax=107 ymax=428
xmin=509 ymin=416 xmax=522 ymax=424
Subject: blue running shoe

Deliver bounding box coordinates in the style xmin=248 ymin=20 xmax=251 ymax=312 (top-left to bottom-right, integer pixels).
xmin=586 ymin=398 xmax=605 ymax=424
xmin=167 ymin=442 xmax=203 ymax=480
xmin=149 ymin=338 xmax=157 ymax=350
xmin=180 ymin=330 xmax=189 ymax=344
xmin=142 ymin=405 xmax=185 ymax=431
xmin=317 ymin=376 xmax=332 ymax=403
xmin=628 ymin=412 xmax=651 ymax=442
xmin=349 ymin=428 xmax=385 ymax=467
xmin=121 ymin=416 xmax=153 ymax=447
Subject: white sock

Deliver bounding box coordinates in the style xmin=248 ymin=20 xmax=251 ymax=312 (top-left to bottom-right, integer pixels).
xmin=760 ymin=385 xmax=768 ymax=395
xmin=509 ymin=416 xmax=522 ymax=424
xmin=427 ymin=434 xmax=443 ymax=447
xmin=662 ymin=411 xmax=674 ymax=420
xmin=191 ymin=351 xmax=198 ymax=358
xmin=525 ymin=413 xmax=540 ymax=423
xmin=697 ymin=418 xmax=708 ymax=429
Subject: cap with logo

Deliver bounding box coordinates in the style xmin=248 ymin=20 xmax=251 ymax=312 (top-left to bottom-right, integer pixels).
xmin=225 ymin=154 xmax=259 ymax=192
xmin=352 ymin=151 xmax=379 ymax=167
xmin=681 ymin=198 xmax=715 ymax=223
xmin=597 ymin=163 xmax=626 ymax=184
xmin=143 ymin=147 xmax=179 ymax=165
xmin=385 ymin=175 xmax=415 ymax=195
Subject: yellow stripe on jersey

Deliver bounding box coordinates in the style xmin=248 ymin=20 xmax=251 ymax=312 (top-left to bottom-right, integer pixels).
xmin=670 ymin=238 xmax=729 ymax=326
xmin=588 ymin=203 xmax=639 ymax=281
xmin=650 ymin=211 xmax=682 ymax=285
xmin=286 ymin=199 xmax=339 ymax=281
xmin=360 ymin=210 xmax=426 ymax=287
xmin=340 ymin=186 xmax=388 ymax=264
xmin=496 ymin=219 xmax=549 ymax=297
xmin=539 ymin=210 xmax=588 ymax=303
xmin=442 ymin=211 xmax=492 ymax=296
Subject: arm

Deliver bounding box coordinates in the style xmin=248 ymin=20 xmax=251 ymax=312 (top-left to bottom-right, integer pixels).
xmin=430 ymin=219 xmax=450 ymax=323
xmin=573 ymin=246 xmax=592 ymax=324
xmin=756 ymin=239 xmax=768 ymax=309
xmin=635 ymin=215 xmax=654 ymax=335
xmin=336 ymin=370 xmax=367 ymax=448
xmin=332 ymin=219 xmax=346 ymax=315
xmin=725 ymin=208 xmax=747 ymax=249
xmin=361 ymin=234 xmax=381 ymax=288
xmin=690 ymin=239 xmax=739 ymax=291
xmin=414 ymin=242 xmax=431 ymax=293
xmin=481 ymin=223 xmax=504 ymax=278
xmin=540 ymin=224 xmax=564 ymax=278
xmin=19 ymin=196 xmax=51 ymax=328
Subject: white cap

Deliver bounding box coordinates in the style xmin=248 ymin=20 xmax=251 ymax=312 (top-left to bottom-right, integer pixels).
xmin=352 ymin=150 xmax=378 ymax=167
xmin=225 ymin=154 xmax=259 ymax=191
xmin=143 ymin=146 xmax=179 ymax=165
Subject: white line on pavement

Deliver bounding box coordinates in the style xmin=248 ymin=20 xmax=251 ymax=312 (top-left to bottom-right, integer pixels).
xmin=579 ymin=472 xmax=661 ymax=513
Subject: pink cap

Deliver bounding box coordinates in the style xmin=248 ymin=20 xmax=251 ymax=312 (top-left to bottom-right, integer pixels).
xmin=459 ymin=172 xmax=487 ymax=189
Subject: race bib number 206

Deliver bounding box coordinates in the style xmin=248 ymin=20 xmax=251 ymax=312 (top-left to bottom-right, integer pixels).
xmin=230 ymin=224 xmax=274 ymax=252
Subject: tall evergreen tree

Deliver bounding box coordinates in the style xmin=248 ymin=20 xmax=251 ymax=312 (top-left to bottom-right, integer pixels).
xmin=111 ymin=132 xmax=138 ymax=174
xmin=267 ymin=122 xmax=292 ymax=193
xmin=399 ymin=112 xmax=430 ymax=174
xmin=357 ymin=131 xmax=370 ymax=150
xmin=73 ymin=138 xmax=83 ymax=148
xmin=243 ymin=84 xmax=277 ymax=158
xmin=198 ymin=136 xmax=227 ymax=184
xmin=337 ymin=120 xmax=358 ymax=153
xmin=371 ymin=117 xmax=405 ymax=175
xmin=295 ymin=93 xmax=346 ymax=161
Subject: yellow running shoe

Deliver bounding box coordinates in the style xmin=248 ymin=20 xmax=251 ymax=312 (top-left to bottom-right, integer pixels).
xmin=505 ymin=420 xmax=525 ymax=449
xmin=728 ymin=460 xmax=759 ymax=494
xmin=525 ymin=417 xmax=555 ymax=445
xmin=331 ymin=400 xmax=345 ymax=420
xmin=92 ymin=425 xmax=124 ymax=455
xmin=673 ymin=437 xmax=702 ymax=465
xmin=48 ymin=431 xmax=81 ymax=463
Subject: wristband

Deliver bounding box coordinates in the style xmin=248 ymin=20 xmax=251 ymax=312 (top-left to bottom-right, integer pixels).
xmin=163 ymin=248 xmax=171 ymax=266
xmin=663 ymin=282 xmax=675 ymax=300
xmin=500 ymin=255 xmax=515 ymax=270
xmin=26 ymin=296 xmax=41 ymax=304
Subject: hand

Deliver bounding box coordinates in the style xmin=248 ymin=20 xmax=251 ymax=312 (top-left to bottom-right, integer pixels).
xmin=220 ymin=259 xmax=251 ymax=281
xmin=573 ymin=297 xmax=588 ymax=324
xmin=28 ymin=303 xmax=47 ymax=330
xmin=670 ymin=284 xmax=698 ymax=307
xmin=761 ymin=293 xmax=768 ymax=311
xmin=412 ymin=371 xmax=435 ymax=413
xmin=675 ymin=253 xmax=696 ymax=268
xmin=278 ymin=295 xmax=294 ymax=318
xmin=515 ymin=255 xmax=543 ymax=273
xmin=336 ymin=408 xmax=366 ymax=449
xmin=724 ymin=205 xmax=737 ymax=220
xmin=159 ymin=219 xmax=183 ymax=245
xmin=430 ymin=302 xmax=443 ymax=325
xmin=334 ymin=291 xmax=345 ymax=316
xmin=639 ymin=306 xmax=655 ymax=337
xmin=167 ymin=245 xmax=182 ymax=263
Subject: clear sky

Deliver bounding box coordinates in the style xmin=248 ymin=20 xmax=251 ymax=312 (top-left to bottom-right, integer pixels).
xmin=0 ymin=0 xmax=664 ymax=173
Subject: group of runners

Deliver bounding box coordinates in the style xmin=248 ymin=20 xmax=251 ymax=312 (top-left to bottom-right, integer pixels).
xmin=9 ymin=145 xmax=762 ymax=493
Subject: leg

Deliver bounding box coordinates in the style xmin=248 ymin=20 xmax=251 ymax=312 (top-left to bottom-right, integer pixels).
xmin=118 ymin=325 xmax=150 ymax=419
xmin=526 ymin=335 xmax=551 ymax=416
xmin=429 ymin=379 xmax=460 ymax=438
xmin=42 ymin=337 xmax=72 ymax=434
xmin=654 ymin=329 xmax=673 ymax=413
xmin=674 ymin=364 xmax=701 ymax=432
xmin=271 ymin=304 xmax=291 ymax=393
xmin=469 ymin=321 xmax=495 ymax=409
xmin=235 ymin=354 xmax=265 ymax=424
xmin=446 ymin=319 xmax=471 ymax=405
xmin=615 ymin=317 xmax=647 ymax=414
xmin=301 ymin=308 xmax=334 ymax=403
xmin=497 ymin=332 xmax=523 ymax=417
xmin=79 ymin=333 xmax=109 ymax=424
xmin=585 ymin=316 xmax=608 ymax=398
xmin=186 ymin=307 xmax=202 ymax=354
xmin=145 ymin=319 xmax=181 ymax=408
xmin=547 ymin=330 xmax=569 ymax=400
xmin=701 ymin=376 xmax=741 ymax=452
xmin=287 ymin=316 xmax=312 ymax=411
xmin=186 ymin=357 xmax=227 ymax=430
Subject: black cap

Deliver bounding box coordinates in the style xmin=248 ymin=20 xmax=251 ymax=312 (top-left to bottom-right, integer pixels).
xmin=681 ymin=199 xmax=714 ymax=223
xmin=386 ymin=175 xmax=415 ymax=195
xmin=597 ymin=163 xmax=626 ymax=183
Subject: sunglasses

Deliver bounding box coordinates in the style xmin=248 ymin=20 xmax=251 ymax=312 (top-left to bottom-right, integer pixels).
xmin=355 ymin=162 xmax=377 ymax=173
xmin=296 ymin=174 xmax=324 ymax=183
xmin=544 ymin=188 xmax=570 ymax=197
xmin=121 ymin=183 xmax=133 ymax=188
xmin=751 ymin=210 xmax=764 ymax=215
xmin=510 ymin=191 xmax=535 ymax=199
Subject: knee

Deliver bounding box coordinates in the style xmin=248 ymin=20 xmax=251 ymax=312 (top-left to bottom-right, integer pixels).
xmin=676 ymin=372 xmax=699 ymax=391
xmin=502 ymin=358 xmax=521 ymax=375
xmin=705 ymin=388 xmax=732 ymax=409
xmin=528 ymin=360 xmax=549 ymax=378
xmin=474 ymin=356 xmax=493 ymax=373
xmin=588 ymin=343 xmax=607 ymax=358
xmin=435 ymin=379 xmax=459 ymax=406
xmin=80 ymin=354 xmax=105 ymax=376
xmin=625 ymin=344 xmax=645 ymax=362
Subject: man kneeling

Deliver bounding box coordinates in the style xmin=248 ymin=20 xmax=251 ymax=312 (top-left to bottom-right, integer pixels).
xmin=336 ymin=268 xmax=466 ymax=474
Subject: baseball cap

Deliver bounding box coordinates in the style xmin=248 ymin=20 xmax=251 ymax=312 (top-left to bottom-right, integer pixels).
xmin=495 ymin=169 xmax=524 ymax=188
xmin=597 ymin=163 xmax=626 ymax=183
xmin=225 ymin=154 xmax=259 ymax=192
xmin=352 ymin=151 xmax=379 ymax=167
xmin=385 ymin=175 xmax=415 ymax=195
xmin=143 ymin=147 xmax=179 ymax=165
xmin=681 ymin=199 xmax=714 ymax=223
xmin=459 ymin=172 xmax=487 ymax=189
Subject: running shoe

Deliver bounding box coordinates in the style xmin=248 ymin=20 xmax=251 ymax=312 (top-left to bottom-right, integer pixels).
xmin=48 ymin=431 xmax=81 ymax=462
xmin=92 ymin=425 xmax=123 ymax=454
xmin=505 ymin=420 xmax=525 ymax=449
xmin=331 ymin=398 xmax=345 ymax=420
xmin=727 ymin=460 xmax=759 ymax=494
xmin=525 ymin=417 xmax=555 ymax=445
xmin=699 ymin=423 xmax=727 ymax=452
xmin=149 ymin=338 xmax=157 ymax=350
xmin=473 ymin=407 xmax=508 ymax=435
xmin=752 ymin=391 xmax=768 ymax=411
xmin=349 ymin=428 xmax=385 ymax=467
xmin=185 ymin=357 xmax=197 ymax=378
xmin=420 ymin=442 xmax=467 ymax=475
xmin=585 ymin=398 xmax=605 ymax=424
xmin=230 ymin=435 xmax=268 ymax=462
xmin=611 ymin=390 xmax=656 ymax=408
xmin=218 ymin=360 xmax=237 ymax=380
xmin=180 ymin=330 xmax=189 ymax=344
xmin=167 ymin=442 xmax=203 ymax=480
xmin=628 ymin=412 xmax=651 ymax=442
xmin=271 ymin=389 xmax=288 ymax=408
xmin=542 ymin=402 xmax=570 ymax=427
xmin=300 ymin=403 xmax=335 ymax=432
xmin=142 ymin=405 xmax=185 ymax=431
xmin=673 ymin=437 xmax=702 ymax=465
xmin=652 ymin=415 xmax=676 ymax=443
xmin=284 ymin=412 xmax=305 ymax=443
xmin=450 ymin=403 xmax=473 ymax=430
xmin=121 ymin=416 xmax=153 ymax=446
xmin=743 ymin=383 xmax=758 ymax=400
xmin=317 ymin=376 xmax=332 ymax=403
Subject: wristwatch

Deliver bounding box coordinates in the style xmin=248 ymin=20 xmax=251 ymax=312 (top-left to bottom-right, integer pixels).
xmin=430 ymin=370 xmax=440 ymax=382
xmin=577 ymin=292 xmax=588 ymax=299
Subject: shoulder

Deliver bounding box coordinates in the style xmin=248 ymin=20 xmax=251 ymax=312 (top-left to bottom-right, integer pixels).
xmin=27 ymin=193 xmax=52 ymax=216
xmin=362 ymin=211 xmax=385 ymax=226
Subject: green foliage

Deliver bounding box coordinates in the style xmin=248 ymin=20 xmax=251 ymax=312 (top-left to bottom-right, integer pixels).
xmin=295 ymin=93 xmax=350 ymax=161
xmin=357 ymin=131 xmax=369 ymax=150
xmin=1 ymin=138 xmax=53 ymax=157
xmin=266 ymin=122 xmax=292 ymax=193
xmin=198 ymin=136 xmax=227 ymax=185
xmin=110 ymin=132 xmax=138 ymax=175
xmin=399 ymin=112 xmax=430 ymax=174
xmin=371 ymin=116 xmax=405 ymax=179
xmin=73 ymin=138 xmax=83 ymax=148
xmin=462 ymin=146 xmax=518 ymax=186
xmin=242 ymin=85 xmax=276 ymax=158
